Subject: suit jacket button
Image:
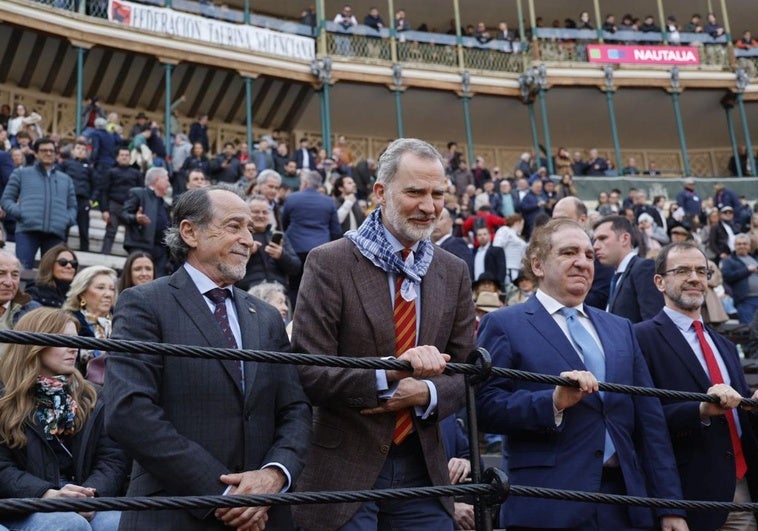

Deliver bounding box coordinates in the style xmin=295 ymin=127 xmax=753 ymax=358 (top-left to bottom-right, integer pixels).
xmin=380 ymin=445 xmax=390 ymax=455
xmin=726 ymin=451 xmax=734 ymax=459
xmin=595 ymin=450 xmax=603 ymax=458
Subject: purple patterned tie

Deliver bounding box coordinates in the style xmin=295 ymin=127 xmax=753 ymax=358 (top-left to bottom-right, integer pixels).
xmin=205 ymin=288 xmax=244 ymax=391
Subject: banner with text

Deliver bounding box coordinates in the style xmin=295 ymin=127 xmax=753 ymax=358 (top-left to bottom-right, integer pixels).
xmin=587 ymin=44 xmax=699 ymax=65
xmin=108 ymin=0 xmax=315 ymax=61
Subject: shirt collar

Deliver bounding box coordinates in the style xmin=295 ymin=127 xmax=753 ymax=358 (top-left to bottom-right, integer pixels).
xmin=663 ymin=305 xmax=702 ymax=332
xmin=382 ymin=224 xmax=420 ymax=255
xmin=616 ymin=251 xmax=637 ymax=273
xmin=184 ymin=263 xmax=235 ymax=298
xmin=535 ymin=289 xmax=587 ymax=317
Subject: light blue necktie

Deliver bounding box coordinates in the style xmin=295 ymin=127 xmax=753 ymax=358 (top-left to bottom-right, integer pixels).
xmin=559 ymin=307 xmax=616 ymax=463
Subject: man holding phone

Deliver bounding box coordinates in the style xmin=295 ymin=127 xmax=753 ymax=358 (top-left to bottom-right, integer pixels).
xmin=236 ymin=194 xmax=302 ymax=293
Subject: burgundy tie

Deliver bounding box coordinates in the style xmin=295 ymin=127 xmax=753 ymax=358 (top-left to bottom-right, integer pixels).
xmin=205 ymin=288 xmax=244 ymax=391
xmin=393 ymin=249 xmax=415 ymax=445
xmin=693 ymin=320 xmax=747 ymax=479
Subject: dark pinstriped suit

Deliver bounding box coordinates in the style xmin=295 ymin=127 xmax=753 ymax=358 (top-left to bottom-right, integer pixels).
xmin=105 ymin=266 xmax=311 ymax=530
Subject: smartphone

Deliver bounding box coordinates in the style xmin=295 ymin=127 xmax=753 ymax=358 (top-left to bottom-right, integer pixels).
xmin=271 ymin=231 xmax=283 ymax=245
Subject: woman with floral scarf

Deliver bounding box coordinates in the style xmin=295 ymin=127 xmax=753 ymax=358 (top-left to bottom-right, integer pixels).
xmin=0 ymin=308 xmax=129 ymax=530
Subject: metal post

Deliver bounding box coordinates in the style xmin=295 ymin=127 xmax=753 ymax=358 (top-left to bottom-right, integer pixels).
xmin=719 ymin=0 xmax=732 ymax=39
xmin=164 ymin=63 xmax=173 ymax=158
xmin=245 ymin=76 xmax=254 ymax=155
xmin=535 ymin=65 xmax=554 ymax=175
xmin=452 ymin=0 xmax=464 ymax=69
xmin=656 ymin=0 xmax=667 ymax=43
xmin=461 ymin=72 xmax=474 ymax=165
xmin=316 ymin=0 xmax=327 ymax=56
xmin=75 ymin=46 xmax=85 ymax=137
xmin=736 ymin=68 xmax=756 ymax=176
xmin=516 ymin=0 xmax=526 ymax=43
xmin=387 ymin=0 xmax=397 ymax=63
xmin=392 ymin=64 xmax=404 ymax=138
xmin=243 ymin=0 xmax=250 ymax=25
xmin=464 ymin=348 xmax=493 ymax=531
xmin=603 ymin=66 xmax=623 ymax=172
xmin=593 ymin=0 xmax=603 ymax=42
xmin=669 ymin=67 xmax=691 ymax=177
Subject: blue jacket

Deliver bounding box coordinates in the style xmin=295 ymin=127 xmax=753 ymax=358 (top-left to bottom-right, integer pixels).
xmin=0 ymin=163 xmax=76 ymax=239
xmin=635 ymin=311 xmax=758 ymax=531
xmin=476 ymin=296 xmax=684 ymax=528
xmin=721 ymin=253 xmax=756 ymax=304
xmin=607 ymin=255 xmax=664 ymax=323
xmin=281 ymin=188 xmax=341 ymax=254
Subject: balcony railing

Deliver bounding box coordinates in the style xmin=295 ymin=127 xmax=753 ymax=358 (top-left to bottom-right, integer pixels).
xmin=20 ymin=0 xmax=750 ymax=77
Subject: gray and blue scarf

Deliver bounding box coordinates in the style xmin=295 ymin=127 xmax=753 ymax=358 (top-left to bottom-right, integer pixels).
xmin=345 ymin=208 xmax=433 ymax=301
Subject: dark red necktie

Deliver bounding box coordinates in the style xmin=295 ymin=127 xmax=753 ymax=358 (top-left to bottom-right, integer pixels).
xmin=205 ymin=288 xmax=244 ymax=391
xmin=393 ymin=249 xmax=415 ymax=445
xmin=693 ymin=320 xmax=747 ymax=479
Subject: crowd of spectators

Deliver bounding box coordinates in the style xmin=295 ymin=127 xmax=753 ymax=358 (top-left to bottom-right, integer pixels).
xmin=0 ymin=89 xmax=758 ymax=528
xmin=307 ymin=5 xmax=752 ymax=50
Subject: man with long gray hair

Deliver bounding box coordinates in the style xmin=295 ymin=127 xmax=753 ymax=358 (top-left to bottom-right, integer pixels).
xmin=106 ymin=186 xmax=311 ymax=530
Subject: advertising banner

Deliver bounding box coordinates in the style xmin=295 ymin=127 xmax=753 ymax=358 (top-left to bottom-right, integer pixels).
xmin=108 ymin=0 xmax=315 ymax=61
xmin=587 ymin=44 xmax=699 ymax=65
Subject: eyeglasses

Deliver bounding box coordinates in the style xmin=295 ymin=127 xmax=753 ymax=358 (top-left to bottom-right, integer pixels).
xmin=56 ymin=258 xmax=79 ymax=268
xmin=663 ymin=266 xmax=713 ymax=280
xmin=37 ymin=148 xmax=56 ymax=154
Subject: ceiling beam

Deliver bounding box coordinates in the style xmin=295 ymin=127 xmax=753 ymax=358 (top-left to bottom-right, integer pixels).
xmin=18 ymin=34 xmax=46 ymax=88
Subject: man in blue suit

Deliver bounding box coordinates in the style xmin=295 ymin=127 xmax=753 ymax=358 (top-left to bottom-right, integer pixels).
xmin=476 ymin=218 xmax=687 ymax=531
xmin=281 ymin=170 xmax=341 ymax=306
xmin=635 ymin=241 xmax=758 ymax=531
xmin=593 ymin=215 xmax=664 ymax=323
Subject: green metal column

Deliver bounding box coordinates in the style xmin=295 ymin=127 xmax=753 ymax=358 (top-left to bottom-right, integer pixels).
xmin=736 ymin=68 xmax=756 ymax=176
xmin=164 ymin=63 xmax=173 ymax=158
xmin=392 ymin=64 xmax=404 ymax=138
xmin=535 ymin=65 xmax=554 ymax=174
xmin=527 ymin=103 xmax=539 ymax=161
xmin=669 ymin=67 xmax=691 ymax=177
xmin=75 ymin=46 xmax=86 ymax=137
xmin=323 ymin=84 xmax=332 ymax=155
xmin=461 ymin=72 xmax=474 ymax=165
xmin=725 ymin=105 xmax=742 ymax=177
xmin=165 ymin=0 xmax=171 ymax=8
xmin=603 ymin=66 xmax=622 ymax=172
xmin=243 ymin=0 xmax=250 ymax=25
xmin=245 ymin=76 xmax=254 ymax=154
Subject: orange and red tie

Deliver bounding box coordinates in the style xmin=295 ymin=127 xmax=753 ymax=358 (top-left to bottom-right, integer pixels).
xmin=392 ymin=249 xmax=416 ymax=445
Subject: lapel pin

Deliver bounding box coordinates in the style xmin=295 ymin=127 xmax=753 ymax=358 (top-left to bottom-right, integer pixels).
xmin=248 ymin=307 xmax=256 ymax=313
